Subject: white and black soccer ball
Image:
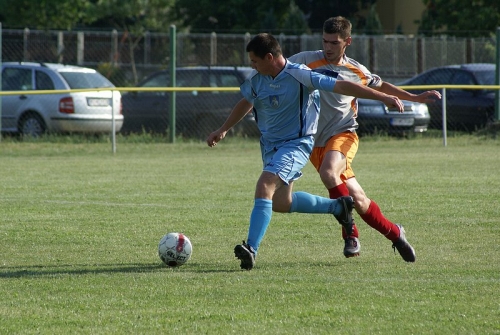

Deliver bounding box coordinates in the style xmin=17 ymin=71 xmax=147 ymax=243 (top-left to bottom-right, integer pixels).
xmin=158 ymin=232 xmax=192 ymax=267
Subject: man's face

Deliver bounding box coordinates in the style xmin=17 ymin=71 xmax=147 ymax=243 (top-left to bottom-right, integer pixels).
xmin=322 ymin=33 xmax=351 ymax=62
xmin=248 ymin=51 xmax=272 ymax=75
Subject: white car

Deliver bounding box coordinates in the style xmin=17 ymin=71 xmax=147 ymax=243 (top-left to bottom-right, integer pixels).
xmin=1 ymin=62 xmax=122 ymax=136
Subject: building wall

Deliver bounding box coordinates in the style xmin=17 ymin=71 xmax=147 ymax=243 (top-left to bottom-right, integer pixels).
xmin=375 ymin=0 xmax=426 ymax=34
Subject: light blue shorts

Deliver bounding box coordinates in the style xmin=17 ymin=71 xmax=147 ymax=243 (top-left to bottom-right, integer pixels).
xmin=260 ymin=135 xmax=314 ymax=185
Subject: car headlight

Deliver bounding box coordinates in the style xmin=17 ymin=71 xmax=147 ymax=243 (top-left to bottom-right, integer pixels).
xmin=414 ymin=103 xmax=429 ymax=117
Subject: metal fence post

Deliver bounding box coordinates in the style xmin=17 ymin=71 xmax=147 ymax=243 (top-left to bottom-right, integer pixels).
xmin=0 ymin=22 xmax=2 ymax=142
xmin=169 ymin=25 xmax=176 ymax=143
xmin=111 ymin=90 xmax=116 ymax=154
xmin=442 ymin=88 xmax=447 ymax=147
xmin=77 ymin=32 xmax=84 ymax=65
xmin=111 ymin=29 xmax=118 ymax=65
xmin=144 ymin=31 xmax=151 ymax=65
xmin=210 ymin=32 xmax=217 ymax=65
xmin=57 ymin=31 xmax=64 ymax=63
xmin=495 ymin=27 xmax=500 ymax=121
xmin=23 ymin=28 xmax=29 ymax=61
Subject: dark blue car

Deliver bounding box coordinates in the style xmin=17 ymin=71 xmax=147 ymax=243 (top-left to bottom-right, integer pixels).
xmin=121 ymin=66 xmax=258 ymax=138
xmin=398 ymin=63 xmax=496 ymax=131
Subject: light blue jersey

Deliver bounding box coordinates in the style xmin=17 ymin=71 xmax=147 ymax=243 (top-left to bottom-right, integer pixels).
xmin=240 ymin=60 xmax=337 ymax=144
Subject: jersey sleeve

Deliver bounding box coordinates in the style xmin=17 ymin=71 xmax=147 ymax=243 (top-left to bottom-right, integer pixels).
xmin=309 ymin=69 xmax=337 ymax=92
xmin=239 ymin=79 xmax=256 ymax=104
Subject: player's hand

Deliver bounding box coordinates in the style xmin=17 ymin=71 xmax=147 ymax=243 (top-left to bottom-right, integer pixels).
xmin=206 ymin=129 xmax=227 ymax=147
xmin=416 ymin=90 xmax=442 ymax=103
xmin=383 ymin=95 xmax=404 ymax=113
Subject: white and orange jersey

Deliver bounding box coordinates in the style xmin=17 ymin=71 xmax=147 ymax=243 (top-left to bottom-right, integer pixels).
xmin=288 ymin=50 xmax=382 ymax=147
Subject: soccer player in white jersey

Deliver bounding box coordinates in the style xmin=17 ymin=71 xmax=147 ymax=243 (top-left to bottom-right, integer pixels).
xmin=289 ymin=16 xmax=442 ymax=261
xmin=207 ymin=33 xmax=405 ymax=270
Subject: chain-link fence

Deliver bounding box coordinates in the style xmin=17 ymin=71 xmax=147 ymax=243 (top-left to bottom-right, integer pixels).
xmin=1 ymin=28 xmax=499 ymax=142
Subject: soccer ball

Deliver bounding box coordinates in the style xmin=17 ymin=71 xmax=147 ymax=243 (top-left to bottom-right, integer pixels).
xmin=158 ymin=232 xmax=192 ymax=267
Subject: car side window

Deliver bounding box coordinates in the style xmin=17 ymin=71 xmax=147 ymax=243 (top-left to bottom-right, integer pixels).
xmin=452 ymin=71 xmax=475 ymax=85
xmin=35 ymin=70 xmax=55 ymax=90
xmin=424 ymin=69 xmax=454 ymax=84
xmin=177 ymin=71 xmax=203 ymax=96
xmin=2 ymin=68 xmax=32 ymax=91
xmin=177 ymin=72 xmax=202 ymax=87
xmin=139 ymin=72 xmax=168 ymax=96
xmin=208 ymin=72 xmax=240 ymax=94
xmin=451 ymin=70 xmax=475 ymax=94
xmin=142 ymin=73 xmax=168 ymax=87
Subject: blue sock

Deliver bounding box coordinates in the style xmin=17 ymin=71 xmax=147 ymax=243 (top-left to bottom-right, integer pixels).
xmin=290 ymin=191 xmax=338 ymax=214
xmin=247 ymin=198 xmax=273 ymax=254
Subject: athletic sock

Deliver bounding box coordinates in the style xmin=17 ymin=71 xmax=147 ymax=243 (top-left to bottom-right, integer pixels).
xmin=290 ymin=191 xmax=336 ymax=214
xmin=359 ymin=200 xmax=400 ymax=241
xmin=328 ymin=183 xmax=349 ymax=199
xmin=247 ymin=198 xmax=273 ymax=254
xmin=328 ymin=184 xmax=359 ymax=239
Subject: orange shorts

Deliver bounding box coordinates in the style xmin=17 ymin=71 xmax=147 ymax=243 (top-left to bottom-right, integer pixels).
xmin=310 ymin=132 xmax=359 ymax=182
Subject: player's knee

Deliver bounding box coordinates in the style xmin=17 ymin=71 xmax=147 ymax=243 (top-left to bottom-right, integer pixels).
xmin=272 ymin=202 xmax=290 ymax=213
xmin=353 ymin=195 xmax=370 ymax=213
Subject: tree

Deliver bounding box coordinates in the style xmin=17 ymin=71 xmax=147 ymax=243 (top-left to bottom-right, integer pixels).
xmin=88 ymin=0 xmax=175 ymax=83
xmin=295 ymin=0 xmax=376 ymax=32
xmin=0 ymin=0 xmax=94 ymax=30
xmin=173 ymin=0 xmax=304 ymax=33
xmin=282 ymin=1 xmax=310 ymax=35
xmin=363 ymin=3 xmax=383 ymax=35
xmin=418 ymin=0 xmax=500 ymax=37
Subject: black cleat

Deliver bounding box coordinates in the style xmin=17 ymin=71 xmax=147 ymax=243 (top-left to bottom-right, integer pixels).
xmin=344 ymin=236 xmax=360 ymax=258
xmin=392 ymin=225 xmax=416 ymax=262
xmin=234 ymin=241 xmax=256 ymax=270
xmin=334 ymin=196 xmax=354 ymax=236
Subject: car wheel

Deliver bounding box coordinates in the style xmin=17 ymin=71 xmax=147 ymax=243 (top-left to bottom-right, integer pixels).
xmin=19 ymin=113 xmax=46 ymax=137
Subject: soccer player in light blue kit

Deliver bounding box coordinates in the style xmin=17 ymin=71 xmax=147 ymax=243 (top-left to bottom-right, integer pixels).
xmin=206 ymin=33 xmax=404 ymax=270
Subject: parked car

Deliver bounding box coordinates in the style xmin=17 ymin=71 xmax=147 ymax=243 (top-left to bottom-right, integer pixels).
xmin=398 ymin=63 xmax=496 ymax=131
xmin=120 ymin=66 xmax=259 ymax=138
xmin=356 ymin=98 xmax=430 ymax=135
xmin=1 ymin=62 xmax=122 ymax=137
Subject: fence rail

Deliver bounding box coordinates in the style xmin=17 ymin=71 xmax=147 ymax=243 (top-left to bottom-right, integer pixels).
xmin=1 ymin=28 xmax=497 ymax=85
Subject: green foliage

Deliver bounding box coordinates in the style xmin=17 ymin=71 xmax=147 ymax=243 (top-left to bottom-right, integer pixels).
xmin=363 ymin=4 xmax=384 ymax=35
xmin=173 ymin=0 xmax=290 ymax=33
xmin=281 ymin=1 xmax=310 ymax=35
xmin=89 ymin=0 xmax=175 ymax=34
xmin=96 ymin=62 xmax=131 ymax=87
xmin=419 ymin=0 xmax=500 ymax=36
xmin=0 ymin=0 xmax=93 ymax=30
xmin=0 ymin=137 xmax=499 ymax=333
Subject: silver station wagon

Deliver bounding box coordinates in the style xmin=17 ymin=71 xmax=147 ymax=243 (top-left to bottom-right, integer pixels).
xmin=1 ymin=62 xmax=122 ymax=136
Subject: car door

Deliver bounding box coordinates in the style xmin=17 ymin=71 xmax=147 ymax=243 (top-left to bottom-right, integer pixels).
xmin=174 ymin=70 xmax=205 ymax=135
xmin=448 ymin=70 xmax=489 ymax=130
xmin=121 ymin=71 xmax=171 ymax=133
xmin=187 ymin=70 xmax=243 ymax=136
xmin=1 ymin=67 xmax=33 ymax=131
xmin=409 ymin=69 xmax=453 ymax=129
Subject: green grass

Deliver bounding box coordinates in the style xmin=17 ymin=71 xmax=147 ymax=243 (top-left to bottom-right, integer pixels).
xmin=1 ymin=136 xmax=499 ymax=334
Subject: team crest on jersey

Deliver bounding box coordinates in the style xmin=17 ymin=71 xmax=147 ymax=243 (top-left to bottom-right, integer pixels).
xmin=269 ymin=95 xmax=279 ymax=108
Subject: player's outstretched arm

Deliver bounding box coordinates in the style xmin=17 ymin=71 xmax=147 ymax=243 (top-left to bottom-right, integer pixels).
xmin=379 ymin=81 xmax=442 ymax=104
xmin=333 ymin=80 xmax=404 ymax=112
xmin=207 ymin=98 xmax=253 ymax=147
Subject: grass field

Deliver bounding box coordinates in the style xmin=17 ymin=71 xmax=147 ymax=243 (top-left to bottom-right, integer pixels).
xmin=1 ymin=135 xmax=499 ymax=334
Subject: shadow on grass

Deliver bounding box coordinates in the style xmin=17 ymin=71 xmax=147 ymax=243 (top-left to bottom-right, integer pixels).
xmin=0 ymin=262 xmax=238 ymax=278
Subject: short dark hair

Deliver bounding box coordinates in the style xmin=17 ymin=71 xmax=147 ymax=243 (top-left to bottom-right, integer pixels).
xmin=323 ymin=16 xmax=352 ymax=39
xmin=246 ymin=33 xmax=283 ymax=59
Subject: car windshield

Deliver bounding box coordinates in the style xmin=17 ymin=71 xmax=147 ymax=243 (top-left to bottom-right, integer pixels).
xmin=474 ymin=70 xmax=495 ymax=85
xmin=59 ymin=72 xmax=114 ymax=89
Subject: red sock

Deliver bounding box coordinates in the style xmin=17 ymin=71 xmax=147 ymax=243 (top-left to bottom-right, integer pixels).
xmin=328 ymin=184 xmax=359 ymax=239
xmin=359 ymin=200 xmax=400 ymax=241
